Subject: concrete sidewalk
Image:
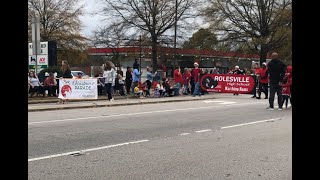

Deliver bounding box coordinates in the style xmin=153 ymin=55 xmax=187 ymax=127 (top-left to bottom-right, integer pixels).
xmin=28 ymin=93 xmax=224 ymax=112
xmin=28 ymin=93 xmax=253 ymax=112
xmin=28 ymin=94 xmax=132 ymax=104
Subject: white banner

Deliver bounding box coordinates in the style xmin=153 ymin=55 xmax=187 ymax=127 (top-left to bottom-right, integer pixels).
xmin=58 ymin=79 xmax=98 ymax=99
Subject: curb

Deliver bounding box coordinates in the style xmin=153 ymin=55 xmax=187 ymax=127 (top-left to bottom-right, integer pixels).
xmin=28 ymin=96 xmax=134 ymax=104
xmin=28 ymin=97 xmax=216 ymax=112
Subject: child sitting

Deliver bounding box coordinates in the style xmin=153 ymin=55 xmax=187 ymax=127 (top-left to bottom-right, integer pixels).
xmin=117 ymin=74 xmax=126 ymax=96
xmin=134 ymin=84 xmax=145 ymax=98
xmin=156 ymin=81 xmax=165 ymax=97
xmin=153 ymin=82 xmax=161 ymax=97
xmin=141 ymin=82 xmax=148 ymax=97
xmin=162 ymin=78 xmax=174 ymax=97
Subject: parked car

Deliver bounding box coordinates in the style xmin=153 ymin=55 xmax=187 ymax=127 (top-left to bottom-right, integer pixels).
xmin=71 ymin=71 xmax=90 ymax=79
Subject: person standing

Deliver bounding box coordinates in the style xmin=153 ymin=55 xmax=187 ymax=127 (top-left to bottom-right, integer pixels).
xmin=190 ymin=69 xmax=195 ymax=95
xmin=132 ymin=63 xmax=141 ymax=94
xmin=182 ymin=68 xmax=191 ymax=95
xmin=266 ymin=52 xmax=286 ymax=110
xmin=57 ymin=60 xmax=72 ymax=104
xmin=256 ymin=62 xmax=269 ymax=99
xmin=161 ymin=63 xmax=167 ymax=78
xmin=286 ymin=64 xmax=292 ymax=105
xmin=145 ymin=66 xmax=156 ymax=97
xmin=103 ymin=61 xmax=116 ymax=102
xmin=173 ymin=66 xmax=183 ymax=96
xmin=281 ymin=73 xmax=292 ymax=109
xmin=133 ymin=59 xmax=139 ymax=70
xmin=192 ymin=62 xmax=202 ymax=97
xmin=232 ymin=65 xmax=244 ymax=95
xmin=125 ymin=66 xmax=133 ymax=95
xmin=251 ymin=63 xmax=260 ymax=98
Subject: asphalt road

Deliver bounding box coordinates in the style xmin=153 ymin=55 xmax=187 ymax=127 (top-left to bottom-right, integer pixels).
xmin=28 ymin=94 xmax=292 ymax=179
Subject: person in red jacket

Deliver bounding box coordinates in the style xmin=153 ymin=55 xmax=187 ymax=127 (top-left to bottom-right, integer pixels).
xmin=192 ymin=62 xmax=203 ymax=97
xmin=281 ymin=72 xmax=292 ymax=109
xmin=161 ymin=63 xmax=167 ymax=78
xmin=43 ymin=73 xmax=58 ymax=97
xmin=173 ymin=66 xmax=183 ymax=95
xmin=286 ymin=65 xmax=292 ymax=102
xmin=256 ymin=62 xmax=269 ymax=99
xmin=182 ymin=68 xmax=191 ymax=95
xmin=251 ymin=62 xmax=260 ymax=98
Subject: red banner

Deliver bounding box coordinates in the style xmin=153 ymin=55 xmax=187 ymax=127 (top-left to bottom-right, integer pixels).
xmin=200 ymin=74 xmax=255 ymax=93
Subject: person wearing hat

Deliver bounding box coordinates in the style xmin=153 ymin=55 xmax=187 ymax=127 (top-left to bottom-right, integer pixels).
xmin=192 ymin=62 xmax=202 ymax=97
xmin=257 ymin=62 xmax=269 ymax=99
xmin=232 ymin=65 xmax=244 ymax=95
xmin=233 ymin=65 xmax=243 ymax=74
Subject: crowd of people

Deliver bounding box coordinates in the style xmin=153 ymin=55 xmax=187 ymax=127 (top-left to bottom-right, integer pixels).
xmin=249 ymin=52 xmax=292 ymax=110
xmin=28 ymin=53 xmax=292 ymax=110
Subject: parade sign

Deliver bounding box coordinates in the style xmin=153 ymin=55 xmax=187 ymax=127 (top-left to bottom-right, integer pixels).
xmin=200 ymin=74 xmax=255 ymax=93
xmin=58 ymin=79 xmax=98 ymax=99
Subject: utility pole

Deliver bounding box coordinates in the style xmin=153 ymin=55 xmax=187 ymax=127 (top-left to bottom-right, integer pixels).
xmin=173 ymin=0 xmax=178 ymax=70
xmin=31 ymin=16 xmax=41 ymax=74
xmin=139 ymin=35 xmax=142 ymax=86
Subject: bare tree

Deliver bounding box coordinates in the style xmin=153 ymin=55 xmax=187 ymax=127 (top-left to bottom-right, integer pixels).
xmin=91 ymin=22 xmax=152 ymax=67
xmin=28 ymin=0 xmax=89 ymax=65
xmin=100 ymin=0 xmax=199 ymax=70
xmin=91 ymin=23 xmax=128 ymax=67
xmin=204 ymin=0 xmax=292 ymax=64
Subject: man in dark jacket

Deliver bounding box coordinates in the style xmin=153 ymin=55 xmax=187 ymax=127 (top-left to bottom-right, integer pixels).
xmin=125 ymin=66 xmax=132 ymax=94
xmin=266 ymin=52 xmax=286 ymax=110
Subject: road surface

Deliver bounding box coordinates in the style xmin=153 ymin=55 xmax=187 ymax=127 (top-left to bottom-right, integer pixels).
xmin=28 ymin=95 xmax=292 ymax=179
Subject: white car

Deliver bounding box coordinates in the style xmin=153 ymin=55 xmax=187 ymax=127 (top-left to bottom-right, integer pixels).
xmin=71 ymin=71 xmax=90 ymax=78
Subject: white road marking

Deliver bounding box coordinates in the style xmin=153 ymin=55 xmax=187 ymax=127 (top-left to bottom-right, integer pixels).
xmin=28 ymin=140 xmax=149 ymax=162
xmin=221 ymin=118 xmax=282 ymax=129
xmin=203 ymin=100 xmax=225 ymax=103
xmin=219 ymin=102 xmax=236 ymax=105
xmin=29 ymin=101 xmax=266 ymax=125
xmin=180 ymin=133 xmax=191 ymax=136
xmin=195 ymin=129 xmax=212 ymax=133
xmin=203 ymin=100 xmax=236 ymax=105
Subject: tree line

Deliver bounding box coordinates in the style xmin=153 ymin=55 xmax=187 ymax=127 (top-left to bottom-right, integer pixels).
xmin=28 ymin=0 xmax=292 ymax=67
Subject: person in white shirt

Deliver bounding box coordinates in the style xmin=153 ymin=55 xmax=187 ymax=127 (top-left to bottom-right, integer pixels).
xmin=103 ymin=62 xmax=116 ymax=101
xmin=28 ymin=71 xmax=44 ymax=97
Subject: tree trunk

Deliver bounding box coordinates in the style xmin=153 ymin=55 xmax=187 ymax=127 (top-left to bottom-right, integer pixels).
xmin=151 ymin=35 xmax=158 ymax=73
xmin=259 ymin=44 xmax=267 ymax=65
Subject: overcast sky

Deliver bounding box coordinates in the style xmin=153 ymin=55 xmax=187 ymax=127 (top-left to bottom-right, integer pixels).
xmin=79 ymin=0 xmax=208 ymax=41
xmin=79 ymin=0 xmax=105 ymax=37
